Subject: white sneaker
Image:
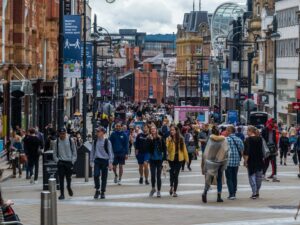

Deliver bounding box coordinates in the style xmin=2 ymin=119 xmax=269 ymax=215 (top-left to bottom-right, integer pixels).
xmin=30 ymin=177 xmax=34 ymax=184
xmin=34 ymin=180 xmax=38 ymax=184
xmin=118 ymin=179 xmax=122 ymax=185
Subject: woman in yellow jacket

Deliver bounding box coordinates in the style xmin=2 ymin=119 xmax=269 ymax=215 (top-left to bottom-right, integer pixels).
xmin=166 ymin=125 xmax=189 ymax=197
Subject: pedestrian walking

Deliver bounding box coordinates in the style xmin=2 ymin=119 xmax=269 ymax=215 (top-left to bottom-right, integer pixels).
xmin=261 ymin=118 xmax=280 ymax=182
xmin=166 ymin=125 xmax=189 ymax=197
xmin=90 ymin=127 xmax=114 ymax=199
xmin=201 ymin=126 xmax=228 ymax=203
xmin=148 ymin=126 xmax=166 ymax=198
xmin=135 ymin=125 xmax=151 ymax=185
xmin=225 ymin=126 xmax=244 ymax=200
xmin=109 ymin=122 xmax=129 ymax=185
xmin=182 ymin=127 xmax=196 ymax=171
xmin=23 ymin=128 xmax=43 ymax=184
xmin=11 ymin=135 xmax=23 ymax=178
xmin=53 ymin=128 xmax=77 ymax=200
xmin=243 ymin=126 xmax=264 ymax=199
xmin=279 ymin=130 xmax=290 ymax=166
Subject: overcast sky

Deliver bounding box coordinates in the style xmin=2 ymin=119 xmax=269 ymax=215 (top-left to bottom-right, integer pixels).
xmin=89 ymin=0 xmax=243 ymax=34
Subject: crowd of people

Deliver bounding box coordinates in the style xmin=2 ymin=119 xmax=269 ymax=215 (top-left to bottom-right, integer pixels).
xmin=3 ymin=102 xmax=300 ymax=204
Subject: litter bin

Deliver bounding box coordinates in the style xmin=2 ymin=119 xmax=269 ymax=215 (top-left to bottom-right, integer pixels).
xmin=43 ymin=151 xmax=59 ymax=190
xmin=74 ymin=143 xmax=92 ymax=178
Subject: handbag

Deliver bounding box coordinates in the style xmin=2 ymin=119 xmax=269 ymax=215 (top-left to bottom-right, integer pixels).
xmin=2 ymin=205 xmax=20 ymax=222
xmin=19 ymin=154 xmax=27 ymax=164
xmin=262 ymin=139 xmax=270 ymax=159
xmin=293 ymin=152 xmax=298 ymax=165
xmin=267 ymin=143 xmax=277 ymax=156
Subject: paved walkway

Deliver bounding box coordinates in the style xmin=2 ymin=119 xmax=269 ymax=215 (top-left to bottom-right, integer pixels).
xmin=1 ymin=154 xmax=300 ymax=225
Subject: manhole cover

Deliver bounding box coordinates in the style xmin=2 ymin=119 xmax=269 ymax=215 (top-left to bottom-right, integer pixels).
xmin=269 ymin=205 xmax=297 ymax=210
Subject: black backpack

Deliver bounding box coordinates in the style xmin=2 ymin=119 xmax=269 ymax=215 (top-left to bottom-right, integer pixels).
xmin=93 ymin=138 xmax=109 ymax=155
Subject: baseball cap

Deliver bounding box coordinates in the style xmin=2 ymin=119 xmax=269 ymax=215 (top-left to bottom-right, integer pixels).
xmin=96 ymin=127 xmax=106 ymax=133
xmin=58 ymin=127 xmax=67 ymax=133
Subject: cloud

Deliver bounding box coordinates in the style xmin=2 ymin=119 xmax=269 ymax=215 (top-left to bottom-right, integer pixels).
xmin=89 ymin=0 xmax=244 ymax=34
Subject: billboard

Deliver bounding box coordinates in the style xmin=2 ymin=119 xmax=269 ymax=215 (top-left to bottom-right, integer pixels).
xmin=63 ymin=15 xmax=81 ymax=78
xmin=222 ymin=69 xmax=231 ymax=97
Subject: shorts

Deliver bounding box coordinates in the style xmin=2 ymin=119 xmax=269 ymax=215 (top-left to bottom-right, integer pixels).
xmin=136 ymin=153 xmax=150 ymax=165
xmin=113 ymin=155 xmax=126 ymax=166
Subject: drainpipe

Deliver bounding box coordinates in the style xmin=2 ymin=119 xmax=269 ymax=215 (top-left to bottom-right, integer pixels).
xmin=2 ymin=0 xmax=8 ymax=64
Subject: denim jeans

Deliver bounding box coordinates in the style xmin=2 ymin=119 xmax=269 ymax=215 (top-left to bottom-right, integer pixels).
xmin=225 ymin=166 xmax=239 ymax=197
xmin=150 ymin=160 xmax=163 ymax=191
xmin=94 ymin=158 xmax=109 ymax=192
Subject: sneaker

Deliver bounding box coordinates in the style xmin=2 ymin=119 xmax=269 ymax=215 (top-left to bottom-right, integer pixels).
xmin=139 ymin=177 xmax=143 ymax=184
xmin=100 ymin=192 xmax=105 ymax=199
xmin=34 ymin=180 xmax=38 ymax=184
xmin=30 ymin=176 xmax=34 ymax=184
xmin=18 ymin=174 xmax=22 ymax=178
xmin=94 ymin=190 xmax=100 ymax=199
xmin=272 ymin=178 xmax=280 ymax=182
xmin=280 ymin=161 xmax=282 ymax=165
xmin=250 ymin=195 xmax=257 ymax=199
xmin=145 ymin=180 xmax=149 ymax=185
xmin=157 ymin=191 xmax=161 ymax=198
xmin=173 ymin=192 xmax=178 ymax=197
xmin=267 ymin=175 xmax=274 ymax=179
xmin=284 ymin=163 xmax=287 ymax=166
xmin=188 ymin=167 xmax=192 ymax=171
xmin=67 ymin=187 xmax=73 ymax=196
xmin=169 ymin=187 xmax=173 ymax=196
xmin=114 ymin=176 xmax=118 ymax=184
xmin=149 ymin=188 xmax=156 ymax=197
xmin=229 ymin=196 xmax=236 ymax=200
xmin=58 ymin=195 xmax=65 ymax=200
xmin=118 ymin=179 xmax=122 ymax=185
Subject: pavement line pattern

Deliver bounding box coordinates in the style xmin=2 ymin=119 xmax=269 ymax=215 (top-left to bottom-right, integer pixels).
xmin=194 ymin=217 xmax=299 ymax=225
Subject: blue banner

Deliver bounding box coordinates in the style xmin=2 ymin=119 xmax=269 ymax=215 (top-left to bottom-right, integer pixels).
xmin=81 ymin=42 xmax=93 ymax=78
xmin=222 ymin=69 xmax=231 ymax=97
xmin=202 ymin=73 xmax=210 ymax=97
xmin=149 ymin=86 xmax=153 ymax=97
xmin=64 ymin=15 xmax=82 ymax=78
xmin=227 ymin=110 xmax=238 ymax=125
xmin=97 ymin=71 xmax=101 ymax=97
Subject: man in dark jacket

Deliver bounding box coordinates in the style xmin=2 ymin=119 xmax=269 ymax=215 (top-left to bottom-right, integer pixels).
xmin=109 ymin=122 xmax=128 ymax=185
xmin=23 ymin=128 xmax=43 ymax=184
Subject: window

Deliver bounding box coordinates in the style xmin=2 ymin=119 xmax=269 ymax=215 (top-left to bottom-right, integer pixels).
xmin=277 ymin=38 xmax=299 ymax=57
xmin=277 ymin=7 xmax=299 ymax=28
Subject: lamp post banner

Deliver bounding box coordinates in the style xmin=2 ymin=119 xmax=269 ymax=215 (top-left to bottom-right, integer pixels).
xmin=63 ymin=15 xmax=82 ymax=78
xmin=222 ymin=69 xmax=231 ymax=97
xmin=81 ymin=42 xmax=93 ymax=79
xmin=202 ymin=73 xmax=210 ymax=97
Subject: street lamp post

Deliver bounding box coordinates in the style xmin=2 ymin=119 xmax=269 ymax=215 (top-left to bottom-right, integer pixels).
xmin=82 ymin=0 xmax=87 ymax=142
xmin=92 ymin=15 xmax=98 ymax=138
xmin=57 ymin=0 xmax=65 ymax=130
xmin=271 ymin=15 xmax=280 ymax=121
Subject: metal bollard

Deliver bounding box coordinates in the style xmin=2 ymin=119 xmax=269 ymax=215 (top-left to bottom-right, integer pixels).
xmin=84 ymin=152 xmax=89 ymax=182
xmin=48 ymin=178 xmax=58 ymax=225
xmin=41 ymin=191 xmax=51 ymax=225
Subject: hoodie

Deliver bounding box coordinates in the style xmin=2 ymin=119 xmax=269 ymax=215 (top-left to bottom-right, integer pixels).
xmin=109 ymin=130 xmax=129 ymax=156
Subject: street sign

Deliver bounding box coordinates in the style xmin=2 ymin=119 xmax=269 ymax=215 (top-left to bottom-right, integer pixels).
xmin=231 ymin=61 xmax=239 ymax=73
xmin=292 ymin=102 xmax=300 ymax=110
xmin=240 ymin=77 xmax=248 ymax=88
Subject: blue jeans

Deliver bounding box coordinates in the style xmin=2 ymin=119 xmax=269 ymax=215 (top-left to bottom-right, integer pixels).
xmin=225 ymin=166 xmax=239 ymax=197
xmin=94 ymin=158 xmax=109 ymax=192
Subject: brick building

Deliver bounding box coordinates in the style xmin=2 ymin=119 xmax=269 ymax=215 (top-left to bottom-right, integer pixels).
xmin=0 ymin=0 xmax=59 ymax=142
xmin=134 ymin=61 xmax=163 ymax=104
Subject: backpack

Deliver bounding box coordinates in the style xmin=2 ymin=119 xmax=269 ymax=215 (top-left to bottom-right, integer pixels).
xmin=56 ymin=137 xmax=74 ymax=158
xmin=93 ymin=138 xmax=109 ymax=155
